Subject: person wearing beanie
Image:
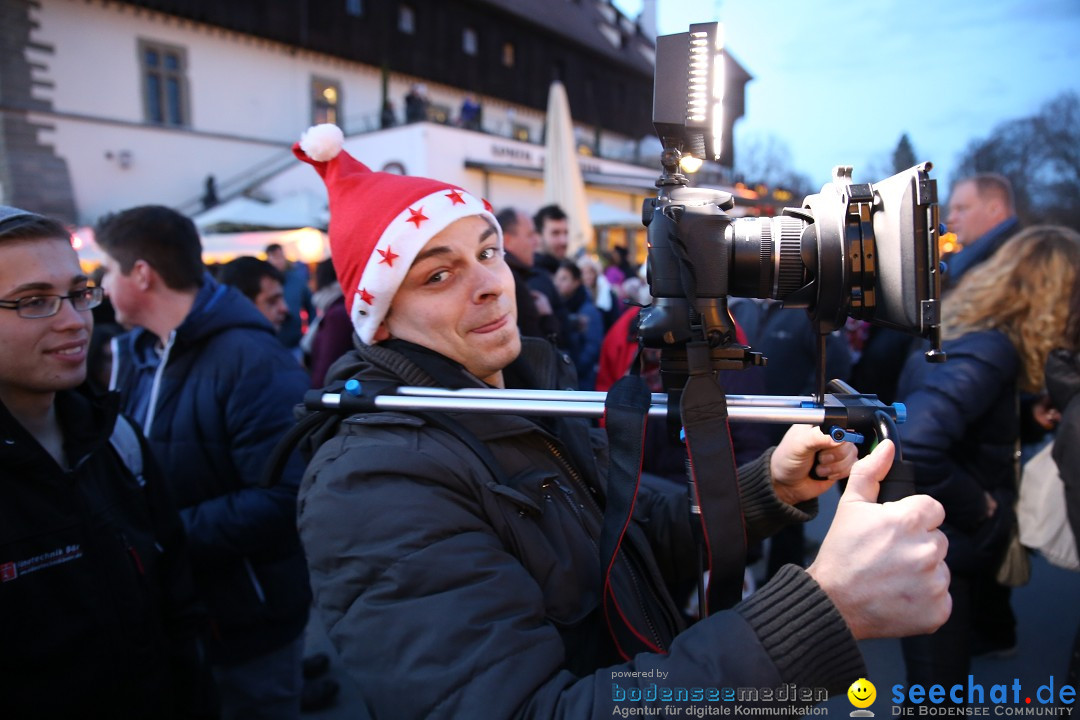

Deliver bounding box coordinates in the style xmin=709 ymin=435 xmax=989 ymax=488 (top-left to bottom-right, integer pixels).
xmin=292 ymin=124 xmax=952 ymax=719
xmin=0 ymin=205 xmax=216 ymax=717
xmin=95 ymin=205 xmax=312 ymax=718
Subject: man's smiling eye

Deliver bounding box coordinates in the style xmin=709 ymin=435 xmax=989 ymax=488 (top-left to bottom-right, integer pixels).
xmin=479 ymin=247 xmax=498 ymax=260
xmin=425 ymin=270 xmax=448 ymax=284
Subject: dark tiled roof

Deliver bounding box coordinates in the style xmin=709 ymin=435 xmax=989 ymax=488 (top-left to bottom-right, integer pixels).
xmin=473 ymin=0 xmax=656 ymax=76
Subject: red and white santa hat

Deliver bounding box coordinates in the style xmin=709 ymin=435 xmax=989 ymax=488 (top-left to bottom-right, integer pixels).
xmin=293 ymin=123 xmax=500 ymax=344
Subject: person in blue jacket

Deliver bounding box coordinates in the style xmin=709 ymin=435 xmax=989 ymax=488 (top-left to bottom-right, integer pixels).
xmin=554 ymin=258 xmax=604 ymax=390
xmin=96 ymin=205 xmax=312 ymax=719
xmin=265 ymin=242 xmax=315 ymax=359
xmin=896 ymin=225 xmax=1080 ymax=695
xmin=289 ymin=124 xmax=954 ymax=719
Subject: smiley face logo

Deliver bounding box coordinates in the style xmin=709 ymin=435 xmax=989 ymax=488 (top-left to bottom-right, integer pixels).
xmin=848 ymin=678 xmax=876 ymax=709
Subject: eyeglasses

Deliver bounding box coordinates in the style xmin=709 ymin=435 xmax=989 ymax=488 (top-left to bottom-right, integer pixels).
xmin=0 ymin=286 xmax=104 ymax=319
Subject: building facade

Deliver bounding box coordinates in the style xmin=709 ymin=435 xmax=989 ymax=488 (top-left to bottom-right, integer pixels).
xmin=0 ymin=0 xmax=749 ymax=242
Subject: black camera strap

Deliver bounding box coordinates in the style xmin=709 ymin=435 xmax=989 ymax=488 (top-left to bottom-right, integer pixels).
xmin=680 ymin=341 xmax=747 ymax=614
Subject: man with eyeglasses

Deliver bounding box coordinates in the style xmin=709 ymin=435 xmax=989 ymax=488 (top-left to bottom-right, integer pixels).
xmin=0 ymin=205 xmax=216 ymax=717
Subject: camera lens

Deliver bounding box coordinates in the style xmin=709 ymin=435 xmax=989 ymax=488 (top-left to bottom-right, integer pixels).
xmin=728 ymin=216 xmax=808 ymax=301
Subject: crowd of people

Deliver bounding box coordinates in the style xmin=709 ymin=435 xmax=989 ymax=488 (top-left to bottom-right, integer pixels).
xmin=1 ymin=113 xmax=1078 ymax=720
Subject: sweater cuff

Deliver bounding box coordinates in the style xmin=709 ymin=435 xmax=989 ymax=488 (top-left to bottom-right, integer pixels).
xmin=739 ymin=447 xmax=818 ymax=540
xmin=736 ymin=564 xmax=865 ymax=695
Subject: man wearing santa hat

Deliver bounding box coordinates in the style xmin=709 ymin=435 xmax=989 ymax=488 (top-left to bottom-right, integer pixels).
xmin=292 ymin=124 xmax=952 ymax=719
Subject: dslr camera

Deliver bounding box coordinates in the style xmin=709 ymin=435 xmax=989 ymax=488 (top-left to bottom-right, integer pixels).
xmin=640 ymin=22 xmax=945 ymax=390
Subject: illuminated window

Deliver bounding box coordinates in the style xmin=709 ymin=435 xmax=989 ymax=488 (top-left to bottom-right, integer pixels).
xmin=427 ymin=104 xmax=450 ymax=124
xmin=399 ymin=5 xmax=415 ymax=34
xmin=463 ymin=27 xmax=478 ymax=56
xmin=139 ymin=39 xmax=189 ymax=126
xmin=502 ymin=42 xmax=515 ymax=67
xmin=312 ymin=77 xmax=341 ymax=126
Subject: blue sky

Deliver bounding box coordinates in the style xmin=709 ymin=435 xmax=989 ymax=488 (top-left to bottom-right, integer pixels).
xmin=612 ymin=0 xmax=1080 ymax=189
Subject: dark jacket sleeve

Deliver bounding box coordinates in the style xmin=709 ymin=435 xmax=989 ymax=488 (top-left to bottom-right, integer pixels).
xmin=636 ymin=447 xmax=816 ymax=588
xmin=1056 ymin=397 xmax=1080 ymax=555
xmin=136 ymin=431 xmax=219 ymax=718
xmin=1048 ymin=349 xmax=1080 ymax=552
xmin=1047 ymin=349 xmax=1080 ymax=549
xmin=300 ymin=431 xmax=859 ymax=720
xmin=896 ymin=332 xmax=1019 ymax=532
xmin=178 ymin=340 xmax=310 ymax=562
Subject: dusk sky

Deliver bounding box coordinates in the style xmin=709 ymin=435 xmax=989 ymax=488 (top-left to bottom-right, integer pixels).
xmin=612 ymin=0 xmax=1080 ymax=190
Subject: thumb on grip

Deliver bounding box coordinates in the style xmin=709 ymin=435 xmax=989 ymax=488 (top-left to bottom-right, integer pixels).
xmin=841 ymin=440 xmax=896 ymax=505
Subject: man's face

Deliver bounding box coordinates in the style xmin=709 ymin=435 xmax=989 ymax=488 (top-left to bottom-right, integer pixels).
xmin=266 ymin=248 xmax=287 ymax=272
xmin=946 ymin=181 xmax=1002 ymax=248
xmin=553 ymin=266 xmax=579 ymax=300
xmin=253 ymin=276 xmax=288 ymax=330
xmin=99 ymin=253 xmax=142 ymax=329
xmin=0 ymin=238 xmax=92 ymax=406
xmin=540 ymin=218 xmax=570 ymax=260
xmin=376 ymin=215 xmax=520 ymax=386
xmin=502 ymin=211 xmax=539 ymax=267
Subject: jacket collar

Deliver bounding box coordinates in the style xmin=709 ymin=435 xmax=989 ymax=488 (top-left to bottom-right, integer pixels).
xmin=327 ymin=337 xmax=599 ymax=486
xmin=126 ymin=274 xmax=273 ymax=360
xmin=0 ymin=388 xmax=119 ymax=474
xmin=948 ymin=216 xmax=1020 ymax=281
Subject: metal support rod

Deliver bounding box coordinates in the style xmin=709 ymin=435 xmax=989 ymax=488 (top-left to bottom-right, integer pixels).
xmin=311 ymin=388 xmax=898 ymax=425
xmin=396 ymin=387 xmax=810 ymax=408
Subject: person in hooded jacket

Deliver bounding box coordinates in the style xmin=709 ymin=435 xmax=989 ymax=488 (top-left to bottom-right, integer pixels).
xmin=554 ymin=258 xmax=604 ymax=390
xmin=96 ymin=205 xmax=312 ymax=720
xmin=0 ymin=205 xmax=216 ymax=718
xmin=290 ymin=124 xmax=952 ymax=720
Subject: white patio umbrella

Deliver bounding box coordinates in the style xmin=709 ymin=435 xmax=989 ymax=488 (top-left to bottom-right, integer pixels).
xmin=190 ymin=192 xmax=328 ymax=233
xmin=543 ymin=80 xmax=593 ymax=256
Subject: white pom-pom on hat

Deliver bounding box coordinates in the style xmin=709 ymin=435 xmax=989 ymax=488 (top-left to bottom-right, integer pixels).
xmin=299 ymin=124 xmax=345 ymax=162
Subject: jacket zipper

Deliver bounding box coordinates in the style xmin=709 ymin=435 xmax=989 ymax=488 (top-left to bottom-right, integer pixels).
xmin=542 ymin=437 xmax=667 ymax=651
xmin=120 ymin=531 xmax=146 ymax=575
xmin=143 ymin=331 xmax=176 ymax=437
xmin=244 ymin=558 xmax=267 ymax=604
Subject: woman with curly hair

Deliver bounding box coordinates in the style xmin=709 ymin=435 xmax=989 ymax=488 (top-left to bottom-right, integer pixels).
xmin=897 ymin=225 xmax=1080 ymax=694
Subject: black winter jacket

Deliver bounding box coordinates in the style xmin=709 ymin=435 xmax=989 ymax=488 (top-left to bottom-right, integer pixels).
xmin=1046 ymin=348 xmax=1080 ymax=553
xmin=110 ymin=276 xmax=311 ymax=663
xmin=0 ymin=389 xmax=215 ymax=718
xmin=897 ymin=330 xmax=1020 ymax=572
xmin=298 ymin=338 xmax=865 ymax=719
